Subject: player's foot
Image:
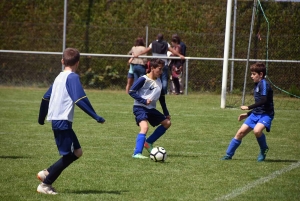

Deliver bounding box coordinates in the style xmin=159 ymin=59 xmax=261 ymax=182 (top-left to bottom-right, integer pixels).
xmin=144 ymin=142 xmax=153 ymax=153
xmin=37 ymin=183 xmax=57 ymax=195
xmin=221 ymin=155 xmax=232 ymax=160
xmin=257 ymin=147 xmax=269 ymax=162
xmin=37 ymin=169 xmax=49 ymax=182
xmin=132 ymin=153 xmax=148 ymax=159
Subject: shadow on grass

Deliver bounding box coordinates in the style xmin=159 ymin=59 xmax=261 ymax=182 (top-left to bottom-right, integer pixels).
xmin=65 ymin=189 xmax=129 ymax=195
xmin=0 ymin=155 xmax=29 ymax=159
xmin=265 ymin=159 xmax=298 ymax=163
xmin=167 ymin=153 xmax=201 ymax=158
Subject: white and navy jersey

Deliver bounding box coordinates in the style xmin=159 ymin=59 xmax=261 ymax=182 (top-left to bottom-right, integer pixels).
xmin=40 ymin=71 xmax=104 ymax=130
xmin=47 ymin=71 xmax=76 ymax=122
xmin=129 ymin=75 xmax=169 ymax=116
xmin=252 ymin=79 xmax=274 ymax=116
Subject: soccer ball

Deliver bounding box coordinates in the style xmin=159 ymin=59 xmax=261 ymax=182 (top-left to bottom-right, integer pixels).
xmin=150 ymin=147 xmax=167 ymax=162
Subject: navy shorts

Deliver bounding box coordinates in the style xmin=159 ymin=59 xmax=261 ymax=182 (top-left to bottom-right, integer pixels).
xmin=53 ymin=129 xmax=81 ymax=156
xmin=133 ymin=106 xmax=167 ymax=127
xmin=127 ymin=72 xmax=134 ymax=79
xmin=244 ymin=113 xmax=274 ymax=132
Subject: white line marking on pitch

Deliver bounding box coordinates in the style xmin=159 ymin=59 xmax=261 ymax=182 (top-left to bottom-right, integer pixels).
xmin=215 ymin=161 xmax=300 ymax=201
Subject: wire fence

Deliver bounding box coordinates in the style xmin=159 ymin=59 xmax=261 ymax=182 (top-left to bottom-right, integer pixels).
xmin=1 ymin=1 xmax=300 ymax=109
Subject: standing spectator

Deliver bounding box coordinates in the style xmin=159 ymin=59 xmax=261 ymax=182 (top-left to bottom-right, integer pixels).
xmin=221 ymin=63 xmax=274 ymax=161
xmin=125 ymin=57 xmax=134 ymax=93
xmin=128 ymin=37 xmax=148 ymax=82
xmin=134 ymin=33 xmax=185 ymax=94
xmin=169 ymin=36 xmax=183 ymax=95
xmin=172 ymin=34 xmax=186 ymax=94
xmin=36 ymin=48 xmax=105 ymax=194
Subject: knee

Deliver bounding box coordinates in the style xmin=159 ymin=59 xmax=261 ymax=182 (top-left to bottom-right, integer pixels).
xmin=74 ymin=148 xmax=83 ymax=158
xmin=163 ymin=120 xmax=171 ymax=129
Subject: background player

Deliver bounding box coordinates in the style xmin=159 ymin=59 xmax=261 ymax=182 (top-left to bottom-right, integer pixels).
xmin=221 ymin=62 xmax=274 ymax=162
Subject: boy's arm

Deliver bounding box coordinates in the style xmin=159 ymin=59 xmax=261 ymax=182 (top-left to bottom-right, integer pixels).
xmin=66 ymin=74 xmax=105 ymax=123
xmin=38 ymin=85 xmax=52 ymax=125
xmin=128 ymin=77 xmax=147 ymax=105
xmin=134 ymin=47 xmax=151 ymax=57
xmin=159 ymin=91 xmax=170 ymax=116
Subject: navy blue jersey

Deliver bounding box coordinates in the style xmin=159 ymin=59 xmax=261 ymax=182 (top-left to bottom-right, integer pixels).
xmin=251 ymin=79 xmax=274 ymax=116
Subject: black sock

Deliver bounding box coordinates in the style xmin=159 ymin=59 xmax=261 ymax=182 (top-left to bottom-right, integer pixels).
xmin=44 ymin=153 xmax=78 ymax=185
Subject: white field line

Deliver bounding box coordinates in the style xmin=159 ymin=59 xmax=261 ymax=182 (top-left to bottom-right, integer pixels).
xmin=215 ymin=161 xmax=300 ymax=201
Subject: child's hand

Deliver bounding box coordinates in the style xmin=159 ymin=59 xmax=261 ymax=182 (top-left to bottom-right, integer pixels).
xmin=240 ymin=106 xmax=249 ymax=110
xmin=238 ymin=113 xmax=248 ymax=121
xmin=146 ymin=99 xmax=152 ymax=105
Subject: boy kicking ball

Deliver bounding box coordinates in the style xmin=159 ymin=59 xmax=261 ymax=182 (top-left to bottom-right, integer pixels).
xmin=222 ymin=62 xmax=274 ymax=161
xmin=129 ymin=58 xmax=171 ymax=159
xmin=37 ymin=48 xmax=105 ymax=194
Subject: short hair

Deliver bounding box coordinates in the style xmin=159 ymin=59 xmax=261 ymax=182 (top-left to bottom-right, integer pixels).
xmin=172 ymin=35 xmax=181 ymax=44
xmin=157 ymin=33 xmax=164 ymax=41
xmin=250 ymin=62 xmax=266 ymax=77
xmin=63 ymin=48 xmax=80 ymax=66
xmin=149 ymin=58 xmax=164 ymax=68
xmin=134 ymin=37 xmax=145 ymax=47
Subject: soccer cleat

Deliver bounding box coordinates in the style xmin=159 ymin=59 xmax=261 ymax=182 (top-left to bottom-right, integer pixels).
xmin=257 ymin=147 xmax=269 ymax=162
xmin=37 ymin=183 xmax=57 ymax=195
xmin=221 ymin=155 xmax=232 ymax=160
xmin=144 ymin=142 xmax=153 ymax=153
xmin=132 ymin=153 xmax=148 ymax=159
xmin=37 ymin=169 xmax=49 ymax=182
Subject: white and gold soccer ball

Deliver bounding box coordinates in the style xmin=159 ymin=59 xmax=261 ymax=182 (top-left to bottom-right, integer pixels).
xmin=150 ymin=147 xmax=167 ymax=162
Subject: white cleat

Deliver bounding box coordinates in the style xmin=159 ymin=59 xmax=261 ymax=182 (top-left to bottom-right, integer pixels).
xmin=37 ymin=183 xmax=57 ymax=195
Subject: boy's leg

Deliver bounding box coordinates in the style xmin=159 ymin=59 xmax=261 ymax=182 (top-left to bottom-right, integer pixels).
xmin=222 ymin=124 xmax=251 ymax=160
xmin=253 ymin=123 xmax=269 ymax=161
xmin=43 ymin=152 xmax=79 ymax=185
xmin=133 ymin=133 xmax=146 ymax=155
xmin=145 ymin=118 xmax=170 ymax=153
xmin=132 ymin=120 xmax=148 ymax=158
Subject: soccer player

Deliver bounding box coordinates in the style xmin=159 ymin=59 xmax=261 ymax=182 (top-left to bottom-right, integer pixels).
xmin=36 ymin=48 xmax=105 ymax=194
xmin=221 ymin=62 xmax=274 ymax=162
xmin=129 ymin=58 xmax=171 ymax=159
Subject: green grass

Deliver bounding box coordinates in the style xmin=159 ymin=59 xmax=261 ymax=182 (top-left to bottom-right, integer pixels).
xmin=0 ymin=87 xmax=299 ymax=201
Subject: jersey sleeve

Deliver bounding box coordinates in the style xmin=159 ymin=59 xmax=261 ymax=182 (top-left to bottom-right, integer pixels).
xmin=159 ymin=91 xmax=169 ymax=116
xmin=248 ymin=80 xmax=267 ymax=109
xmin=66 ymin=73 xmax=105 ymax=123
xmin=128 ymin=77 xmax=147 ymax=105
xmin=38 ymin=85 xmax=52 ymax=125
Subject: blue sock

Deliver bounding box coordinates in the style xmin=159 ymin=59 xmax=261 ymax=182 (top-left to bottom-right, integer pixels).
xmin=146 ymin=125 xmax=167 ymax=144
xmin=133 ymin=133 xmax=146 ymax=155
xmin=226 ymin=138 xmax=242 ymax=157
xmin=257 ymin=133 xmax=268 ymax=150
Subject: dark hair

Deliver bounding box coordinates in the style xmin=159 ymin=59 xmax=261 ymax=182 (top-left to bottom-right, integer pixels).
xmin=250 ymin=62 xmax=266 ymax=77
xmin=172 ymin=35 xmax=181 ymax=44
xmin=134 ymin=37 xmax=145 ymax=47
xmin=63 ymin=48 xmax=80 ymax=66
xmin=157 ymin=33 xmax=164 ymax=41
xmin=149 ymin=58 xmax=164 ymax=68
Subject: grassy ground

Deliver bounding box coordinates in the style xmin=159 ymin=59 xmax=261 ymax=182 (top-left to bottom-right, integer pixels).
xmin=0 ymin=87 xmax=299 ymax=201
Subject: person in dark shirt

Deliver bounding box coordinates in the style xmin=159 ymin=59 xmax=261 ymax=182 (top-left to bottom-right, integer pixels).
xmin=221 ymin=62 xmax=274 ymax=162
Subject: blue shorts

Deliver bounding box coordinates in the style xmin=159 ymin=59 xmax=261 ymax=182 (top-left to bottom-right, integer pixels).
xmin=127 ymin=72 xmax=134 ymax=79
xmin=53 ymin=129 xmax=81 ymax=155
xmin=244 ymin=113 xmax=274 ymax=132
xmin=133 ymin=106 xmax=166 ymax=127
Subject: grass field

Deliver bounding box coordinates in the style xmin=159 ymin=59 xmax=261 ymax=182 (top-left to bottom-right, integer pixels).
xmin=0 ymin=87 xmax=299 ymax=201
